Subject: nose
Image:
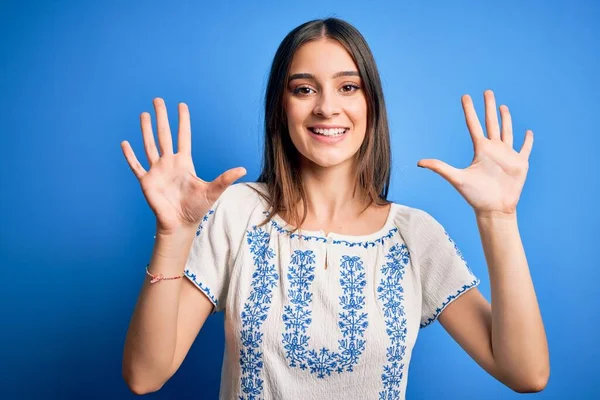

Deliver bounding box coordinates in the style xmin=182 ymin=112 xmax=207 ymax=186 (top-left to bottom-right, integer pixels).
xmin=313 ymin=90 xmax=340 ymax=118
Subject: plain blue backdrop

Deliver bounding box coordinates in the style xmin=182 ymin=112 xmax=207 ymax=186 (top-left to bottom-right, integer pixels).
xmin=1 ymin=0 xmax=598 ymax=398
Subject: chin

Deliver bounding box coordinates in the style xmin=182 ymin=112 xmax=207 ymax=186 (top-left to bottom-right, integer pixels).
xmin=302 ymin=152 xmax=357 ymax=169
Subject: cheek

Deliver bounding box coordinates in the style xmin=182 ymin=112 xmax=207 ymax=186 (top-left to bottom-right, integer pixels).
xmin=347 ymin=98 xmax=368 ymax=129
xmin=285 ymin=97 xmax=312 ymax=126
xmin=284 ymin=99 xmax=308 ymax=151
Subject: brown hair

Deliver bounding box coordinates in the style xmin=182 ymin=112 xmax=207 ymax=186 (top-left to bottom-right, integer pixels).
xmin=249 ymin=17 xmax=392 ymax=232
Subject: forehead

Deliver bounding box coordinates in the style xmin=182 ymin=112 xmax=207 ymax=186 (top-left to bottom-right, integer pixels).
xmin=289 ymin=38 xmax=359 ymax=75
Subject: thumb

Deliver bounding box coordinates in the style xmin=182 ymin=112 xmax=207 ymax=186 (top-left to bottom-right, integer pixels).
xmin=209 ymin=166 xmax=247 ymax=196
xmin=417 ymin=159 xmax=461 ymax=187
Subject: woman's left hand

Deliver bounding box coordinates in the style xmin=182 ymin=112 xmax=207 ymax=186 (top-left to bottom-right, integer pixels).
xmin=417 ymin=90 xmax=534 ymax=218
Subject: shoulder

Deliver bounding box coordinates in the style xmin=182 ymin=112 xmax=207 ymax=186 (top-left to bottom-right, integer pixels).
xmin=390 ymin=202 xmax=440 ymax=230
xmin=390 ymin=202 xmax=449 ymax=252
xmin=209 ymin=181 xmax=269 ymax=226
xmin=218 ymin=181 xmax=267 ymax=206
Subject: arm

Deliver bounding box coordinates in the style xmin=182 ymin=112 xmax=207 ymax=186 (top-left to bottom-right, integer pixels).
xmin=122 ymin=228 xmax=214 ymax=395
xmin=120 ymin=98 xmax=246 ymax=394
xmin=418 ymin=90 xmax=549 ymax=392
xmin=438 ymin=212 xmax=549 ymax=392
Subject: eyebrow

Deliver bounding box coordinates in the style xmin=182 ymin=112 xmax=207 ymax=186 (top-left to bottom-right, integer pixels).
xmin=288 ymin=71 xmax=360 ymax=82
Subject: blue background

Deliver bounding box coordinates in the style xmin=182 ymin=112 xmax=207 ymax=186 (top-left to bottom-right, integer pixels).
xmin=1 ymin=0 xmax=598 ymax=398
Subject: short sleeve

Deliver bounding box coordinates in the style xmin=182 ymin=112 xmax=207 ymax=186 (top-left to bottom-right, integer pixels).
xmin=415 ymin=211 xmax=480 ymax=328
xmin=183 ymin=185 xmax=246 ymax=313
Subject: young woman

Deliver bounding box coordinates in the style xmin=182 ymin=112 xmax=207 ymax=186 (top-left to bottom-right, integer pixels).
xmin=121 ymin=18 xmax=549 ymax=399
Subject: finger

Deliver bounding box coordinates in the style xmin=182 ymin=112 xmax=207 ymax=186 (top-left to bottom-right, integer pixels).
xmin=484 ymin=90 xmax=501 ymax=140
xmin=209 ymin=167 xmax=247 ymax=197
xmin=519 ymin=130 xmax=534 ymax=159
xmin=417 ymin=159 xmax=462 ymax=188
xmin=177 ymin=103 xmax=191 ymax=155
xmin=499 ymin=105 xmax=513 ymax=148
xmin=461 ymin=95 xmax=484 ymax=145
xmin=153 ymin=98 xmax=174 ymax=155
xmin=140 ymin=112 xmax=159 ymax=166
xmin=121 ymin=141 xmax=147 ymax=180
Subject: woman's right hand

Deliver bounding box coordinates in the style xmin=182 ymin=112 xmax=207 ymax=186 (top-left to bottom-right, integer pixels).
xmin=120 ymin=98 xmax=246 ymax=235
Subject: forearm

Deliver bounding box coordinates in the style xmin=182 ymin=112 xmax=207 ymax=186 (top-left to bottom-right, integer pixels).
xmin=476 ymin=212 xmax=549 ymax=390
xmin=122 ymin=227 xmax=197 ymax=392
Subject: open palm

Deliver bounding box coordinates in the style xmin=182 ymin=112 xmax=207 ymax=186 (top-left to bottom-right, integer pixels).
xmin=120 ymin=98 xmax=246 ymax=234
xmin=418 ymin=90 xmax=534 ymax=216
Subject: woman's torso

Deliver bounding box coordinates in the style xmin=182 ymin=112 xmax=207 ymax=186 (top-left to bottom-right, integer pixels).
xmin=218 ymin=183 xmax=425 ymax=399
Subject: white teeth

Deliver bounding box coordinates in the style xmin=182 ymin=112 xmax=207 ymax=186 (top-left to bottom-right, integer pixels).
xmin=311 ymin=128 xmax=347 ymax=136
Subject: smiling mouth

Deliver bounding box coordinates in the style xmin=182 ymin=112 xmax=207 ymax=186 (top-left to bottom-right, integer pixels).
xmin=308 ymin=127 xmax=349 ymax=137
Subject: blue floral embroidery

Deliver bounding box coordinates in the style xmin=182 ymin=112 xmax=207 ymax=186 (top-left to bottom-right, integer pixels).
xmin=196 ymin=209 xmax=215 ymax=236
xmin=444 ymin=230 xmax=475 ymax=276
xmin=377 ymin=243 xmax=410 ymax=399
xmin=332 ymin=229 xmax=398 ymax=248
xmin=282 ymin=251 xmax=368 ymax=378
xmin=419 ymin=279 xmax=480 ymax=329
xmin=184 ymin=271 xmax=219 ymax=307
xmin=265 ymin=211 xmax=397 ymax=248
xmin=417 ymin=231 xmax=481 ymax=328
xmin=183 ymin=209 xmax=219 ymax=307
xmin=239 ymin=227 xmax=279 ymax=400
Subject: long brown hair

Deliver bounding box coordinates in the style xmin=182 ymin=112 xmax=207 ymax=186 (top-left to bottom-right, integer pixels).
xmin=249 ymin=17 xmax=392 ymax=232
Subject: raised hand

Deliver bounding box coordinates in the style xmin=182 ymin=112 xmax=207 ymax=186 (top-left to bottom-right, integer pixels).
xmin=417 ymin=90 xmax=533 ymax=217
xmin=121 ymin=98 xmax=246 ymax=234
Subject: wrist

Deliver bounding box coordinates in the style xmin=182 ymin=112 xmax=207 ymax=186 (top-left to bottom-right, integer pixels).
xmin=155 ymin=221 xmax=198 ymax=238
xmin=476 ymin=211 xmax=520 ymax=235
xmin=152 ymin=227 xmax=197 ymax=262
xmin=145 ymin=264 xmax=185 ymax=283
xmin=475 ymin=209 xmax=518 ymax=221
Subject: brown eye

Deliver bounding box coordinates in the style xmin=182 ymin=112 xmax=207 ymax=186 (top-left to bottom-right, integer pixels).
xmin=340 ymin=84 xmax=360 ymax=93
xmin=292 ymin=86 xmax=315 ymax=96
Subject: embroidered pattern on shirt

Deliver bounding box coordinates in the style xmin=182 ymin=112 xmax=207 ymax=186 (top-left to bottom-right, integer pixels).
xmin=239 ymin=226 xmax=279 ymax=399
xmin=377 ymin=243 xmax=410 ymax=399
xmin=184 ymin=271 xmax=219 ymax=307
xmin=183 ymin=209 xmax=219 ymax=307
xmin=282 ymin=250 xmax=369 ymax=378
xmin=266 ymin=211 xmax=398 ymax=248
xmin=419 ymin=279 xmax=480 ymax=329
xmin=197 ymin=209 xmax=215 ymax=235
xmin=420 ymin=233 xmax=480 ymax=328
xmin=444 ymin=230 xmax=475 ymax=276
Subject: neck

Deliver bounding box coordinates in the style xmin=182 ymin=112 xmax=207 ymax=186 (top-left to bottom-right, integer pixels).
xmin=298 ymin=159 xmax=370 ymax=224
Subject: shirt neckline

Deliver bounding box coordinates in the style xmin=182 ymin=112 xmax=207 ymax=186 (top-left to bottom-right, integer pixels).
xmin=270 ymin=202 xmax=398 ymax=243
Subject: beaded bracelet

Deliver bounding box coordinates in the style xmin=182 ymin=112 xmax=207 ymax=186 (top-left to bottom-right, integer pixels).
xmin=145 ymin=264 xmax=185 ymax=284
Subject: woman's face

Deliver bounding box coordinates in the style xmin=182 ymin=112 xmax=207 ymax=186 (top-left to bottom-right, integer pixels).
xmin=284 ymin=38 xmax=368 ymax=170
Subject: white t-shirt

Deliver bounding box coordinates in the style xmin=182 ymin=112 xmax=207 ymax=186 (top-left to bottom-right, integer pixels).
xmin=184 ymin=182 xmax=479 ymax=400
